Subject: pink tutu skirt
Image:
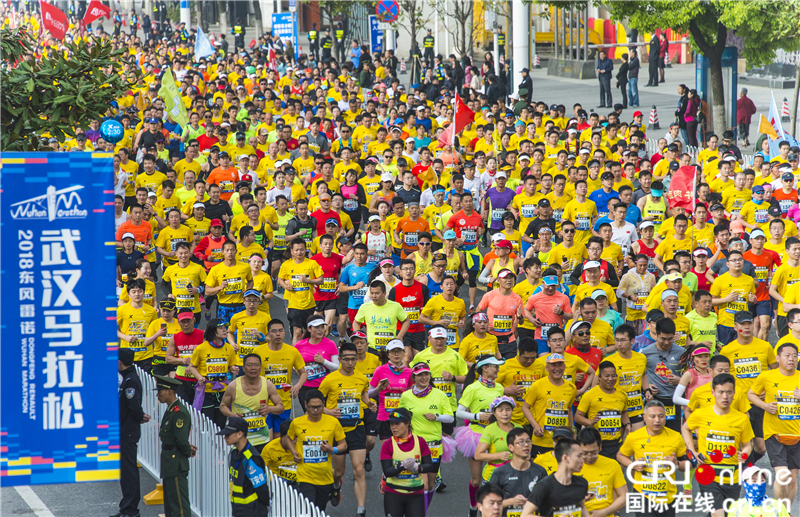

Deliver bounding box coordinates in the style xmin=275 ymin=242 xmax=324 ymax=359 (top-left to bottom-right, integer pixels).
xmin=453 ymin=425 xmax=482 ymax=458
xmin=441 ymin=435 xmax=457 ymax=463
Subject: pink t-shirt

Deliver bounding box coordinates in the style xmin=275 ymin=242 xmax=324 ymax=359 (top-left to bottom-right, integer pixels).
xmin=296 ymin=337 xmax=339 ymax=388
xmin=477 ymin=289 xmax=523 ymax=341
xmin=370 ymin=364 xmax=413 ymax=421
xmin=525 ymin=291 xmax=572 ymax=340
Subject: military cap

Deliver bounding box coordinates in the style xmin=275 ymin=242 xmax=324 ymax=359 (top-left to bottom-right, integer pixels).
xmin=153 ymin=374 xmax=182 ymax=391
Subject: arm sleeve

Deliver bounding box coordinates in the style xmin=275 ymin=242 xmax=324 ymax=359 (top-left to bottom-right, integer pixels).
xmin=323 ymin=355 xmax=339 ymax=372
xmin=381 ymin=458 xmax=404 ymax=477
xmin=606 ymin=262 xmax=620 ymax=287
xmin=570 ymin=263 xmax=583 ymax=286
xmin=436 ymin=413 xmax=455 ymax=423
xmin=672 ymin=383 xmax=690 ymax=406
xmin=455 ymin=404 xmax=475 ymax=421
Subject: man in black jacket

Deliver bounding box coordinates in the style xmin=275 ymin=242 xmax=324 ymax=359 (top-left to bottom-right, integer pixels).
xmin=486 ymin=74 xmax=505 ymax=107
xmin=616 ymin=54 xmax=629 ymax=109
xmin=628 ymin=50 xmax=640 ymax=107
xmin=114 ymin=349 xmax=151 ymax=517
xmin=647 ymin=34 xmax=659 ymax=86
xmin=218 ymin=417 xmax=271 ymax=516
xmin=519 ymin=68 xmax=533 ymax=103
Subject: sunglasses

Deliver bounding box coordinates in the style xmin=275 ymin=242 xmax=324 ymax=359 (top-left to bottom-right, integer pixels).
xmin=562 ymin=229 xmax=575 ymax=234
xmin=574 ymin=330 xmax=590 ymax=337
xmin=419 ymin=242 xmax=432 ymax=246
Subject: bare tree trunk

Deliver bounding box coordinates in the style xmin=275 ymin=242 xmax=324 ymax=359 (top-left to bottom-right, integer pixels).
xmin=793 ymin=60 xmax=800 ymax=136
xmin=195 ymin=0 xmax=205 ymax=32
xmin=253 ymin=1 xmax=263 ymax=38
xmin=219 ymin=1 xmax=228 ymax=35
xmin=709 ymin=59 xmax=727 ymax=136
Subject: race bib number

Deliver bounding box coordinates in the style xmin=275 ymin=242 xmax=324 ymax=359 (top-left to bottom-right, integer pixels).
xmin=353 ymin=287 xmax=368 ymax=299
xmin=705 ymin=431 xmax=736 ymax=456
xmin=493 ymin=315 xmax=513 ymax=334
xmin=755 ymin=266 xmax=769 ymax=283
xmin=404 ymin=307 xmax=420 ymax=324
xmin=243 ymin=412 xmax=267 ymax=433
xmin=725 ymin=291 xmax=748 ymax=314
xmin=176 ymin=293 xmax=194 ymax=308
xmin=344 ymin=199 xmax=359 ymax=211
xmin=224 ymin=276 xmax=244 ymax=295
xmin=633 ymin=289 xmax=649 ymax=311
xmin=544 ymin=408 xmax=569 ymax=430
xmin=206 ymin=357 xmax=227 ymax=379
xmin=597 ymin=409 xmax=622 ymax=435
xmin=427 ymin=440 xmax=442 ymax=463
xmin=291 ymin=274 xmax=309 ymax=292
xmin=665 ymin=404 xmax=676 ymax=421
xmin=265 ymin=367 xmax=289 ymax=387
xmin=433 ymin=377 xmax=454 ymax=397
xmin=575 ymin=216 xmax=590 ymax=231
xmin=461 ymin=229 xmax=477 ymax=243
xmin=321 ymin=277 xmax=337 ymax=293
xmin=777 ymin=396 xmax=800 ymax=420
xmin=520 ymin=204 xmax=537 ymax=219
xmin=540 ymin=323 xmax=557 ymax=340
xmin=514 ymin=380 xmax=533 ymax=403
xmin=755 ymin=209 xmax=768 ymax=224
xmin=274 ymin=234 xmax=286 ymax=249
xmin=306 ymin=363 xmax=327 ymax=381
xmin=627 ymin=391 xmax=643 ymax=413
xmin=404 ymin=232 xmax=419 ymax=247
xmin=733 ymin=357 xmax=761 ymax=379
xmin=491 ymin=207 xmax=506 ymax=222
xmin=507 ymin=507 xmax=524 ymax=517
xmin=374 ymin=332 xmax=393 ymax=351
xmin=338 ymin=396 xmax=361 ymax=426
xmin=302 ymin=442 xmax=327 ymax=463
xmin=553 ymin=505 xmax=581 ymax=517
xmin=220 ymin=180 xmax=234 ymax=193
xmin=446 ymin=328 xmax=457 ymax=347
xmin=384 ymin=392 xmax=401 ymax=412
xmin=276 ymin=462 xmax=297 ymax=482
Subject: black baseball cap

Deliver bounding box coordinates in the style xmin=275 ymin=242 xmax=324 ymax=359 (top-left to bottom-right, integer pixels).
xmin=216 ymin=417 xmax=249 ymax=436
xmin=734 ymin=311 xmax=754 ymax=324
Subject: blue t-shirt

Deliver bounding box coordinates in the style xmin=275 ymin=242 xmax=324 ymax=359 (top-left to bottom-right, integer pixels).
xmin=625 ymin=204 xmax=642 ymax=226
xmin=587 ymin=188 xmax=619 ymax=216
xmin=341 ymin=263 xmax=376 ymax=309
xmin=592 ymin=215 xmax=612 ymax=233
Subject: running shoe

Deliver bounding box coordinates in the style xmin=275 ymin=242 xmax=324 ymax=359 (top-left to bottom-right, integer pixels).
xmin=364 ymin=454 xmax=372 ymax=472
xmin=435 ymin=475 xmax=446 ymax=492
xmin=330 ymin=484 xmax=341 ymax=506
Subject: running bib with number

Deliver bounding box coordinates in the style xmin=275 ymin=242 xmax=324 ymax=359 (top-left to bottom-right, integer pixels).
xmin=433 ymin=377 xmax=454 ymax=397
xmin=778 ymin=396 xmax=800 ymax=420
xmin=725 ymin=292 xmax=748 ymax=314
xmin=321 ymin=277 xmax=337 ymax=293
xmin=493 ymin=315 xmax=513 ymax=334
xmin=404 ymin=307 xmax=420 ymax=324
xmin=491 ymin=208 xmax=506 ymax=222
xmin=344 ymin=199 xmax=359 ymax=211
xmin=575 ymin=216 xmax=590 ymax=231
xmin=540 ymin=323 xmax=557 ymax=340
xmin=665 ymin=404 xmax=676 ymax=421
xmin=404 ymin=232 xmax=418 ymax=247
xmin=224 ymin=276 xmax=244 ymax=295
xmin=553 ymin=505 xmax=581 ymax=517
xmin=384 ymin=392 xmax=401 ymax=411
xmin=306 ymin=363 xmax=327 ymax=381
xmin=276 ymin=462 xmax=297 ymax=482
xmin=461 ymin=229 xmax=477 ymax=243
xmin=521 ymin=204 xmax=537 ymax=218
xmin=302 ymin=442 xmax=327 ymax=463
xmin=755 ymin=266 xmax=769 ymax=282
xmin=206 ymin=357 xmax=227 ymax=379
xmin=597 ymin=409 xmax=622 ymax=434
xmin=507 ymin=507 xmax=524 ymax=517
xmin=544 ymin=408 xmax=569 ymax=430
xmin=427 ymin=440 xmax=442 ymax=463
xmin=641 ymin=479 xmax=669 ymax=499
xmin=243 ymin=412 xmax=267 ymax=433
xmin=176 ymin=293 xmax=194 ymax=308
xmin=733 ymin=357 xmax=761 ymax=379
xmin=265 ymin=367 xmax=289 ymax=387
xmin=338 ymin=396 xmax=361 ymax=426
xmin=219 ymin=180 xmax=234 ymax=193
xmin=634 ymin=289 xmax=649 ymax=311
xmin=353 ymin=287 xmax=368 ymax=299
xmin=374 ymin=332 xmax=393 ymax=351
xmin=446 ymin=328 xmax=457 ymax=347
xmin=291 ymin=274 xmax=309 ymax=291
xmin=626 ymin=391 xmax=643 ymax=413
xmin=515 ymin=380 xmax=533 ymax=402
xmin=705 ymin=431 xmax=736 ymax=455
xmin=274 ymin=234 xmax=286 ymax=249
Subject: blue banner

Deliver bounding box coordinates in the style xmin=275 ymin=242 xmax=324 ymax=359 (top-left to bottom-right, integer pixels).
xmin=1 ymin=153 xmax=119 ymax=486
xmin=272 ymin=12 xmax=299 ymax=59
xmin=369 ymin=15 xmax=384 ymax=55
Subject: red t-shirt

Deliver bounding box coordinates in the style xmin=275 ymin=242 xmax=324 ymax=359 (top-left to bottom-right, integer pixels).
xmin=743 ymin=249 xmax=781 ymax=301
xmin=310 ymin=209 xmax=341 ymax=235
xmin=412 ymin=163 xmax=433 ymax=189
xmin=311 ymin=252 xmax=344 ymax=301
xmin=388 ymin=281 xmax=429 ymax=334
xmin=196 ymin=134 xmax=219 ymax=151
xmin=446 ymin=210 xmax=484 ymax=250
xmin=772 ymin=188 xmax=797 ymax=215
xmin=566 ymin=345 xmax=603 ymax=391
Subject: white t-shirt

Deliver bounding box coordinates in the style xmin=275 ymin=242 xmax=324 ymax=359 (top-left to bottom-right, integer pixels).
xmin=611 ymin=221 xmax=639 ymax=257
xmin=266 ymin=186 xmax=292 ymax=205
xmin=419 ymin=188 xmax=435 ymax=208
xmin=463 ymin=175 xmax=483 ymax=199
xmin=115 ymin=211 xmax=129 ymax=232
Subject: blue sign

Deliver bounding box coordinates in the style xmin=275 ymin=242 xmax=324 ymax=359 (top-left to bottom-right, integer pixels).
xmin=0 ymin=153 xmax=119 ymax=486
xmin=272 ymin=12 xmax=299 ymax=59
xmin=369 ymin=15 xmax=383 ymax=55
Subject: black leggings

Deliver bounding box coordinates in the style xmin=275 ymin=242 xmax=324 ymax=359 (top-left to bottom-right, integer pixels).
xmin=384 ymin=491 xmax=424 ymax=517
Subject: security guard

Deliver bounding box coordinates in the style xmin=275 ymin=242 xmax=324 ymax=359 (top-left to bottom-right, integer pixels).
xmin=218 ymin=417 xmax=272 ymax=516
xmin=335 ymin=23 xmax=346 ymax=63
xmin=423 ymin=28 xmax=435 ymax=67
xmin=113 ymin=10 xmax=122 ymax=37
xmin=232 ymin=18 xmax=245 ymax=50
xmin=321 ymin=28 xmax=333 ymax=62
xmin=308 ymin=22 xmax=319 ymax=62
xmin=114 ymin=349 xmax=151 ymax=517
xmin=497 ymin=27 xmax=506 ymax=57
xmin=155 ymin=374 xmax=195 ymax=517
xmin=151 ymin=1 xmax=160 ymax=37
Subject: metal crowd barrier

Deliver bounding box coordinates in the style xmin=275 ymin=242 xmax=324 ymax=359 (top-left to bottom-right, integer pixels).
xmin=136 ymin=366 xmax=329 ymax=517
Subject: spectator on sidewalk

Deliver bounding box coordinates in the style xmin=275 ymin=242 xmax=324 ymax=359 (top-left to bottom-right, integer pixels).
xmin=647 ymin=34 xmax=659 ymax=87
xmin=627 ymin=49 xmax=640 ymax=107
xmin=658 ymin=32 xmax=669 ymax=83
xmin=737 ymin=88 xmax=757 ymax=147
xmin=596 ymin=50 xmax=613 ymax=108
xmin=616 ymin=53 xmax=629 ymax=110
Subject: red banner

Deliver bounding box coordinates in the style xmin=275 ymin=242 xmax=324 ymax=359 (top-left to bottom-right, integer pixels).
xmin=437 ymin=93 xmax=475 ymax=148
xmin=40 ymin=1 xmax=68 ymax=40
xmin=666 ymin=165 xmax=697 ymax=211
xmin=83 ymin=0 xmax=111 ymax=25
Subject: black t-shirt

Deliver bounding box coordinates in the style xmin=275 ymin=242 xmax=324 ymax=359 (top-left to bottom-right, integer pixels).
xmin=490 ymin=462 xmax=548 ymax=517
xmin=527 ymin=473 xmax=588 ymax=517
xmin=203 ymin=200 xmax=233 ymax=222
xmin=525 ymin=217 xmax=558 ymax=241
xmin=395 ymin=186 xmax=422 ymax=205
xmin=117 ymin=250 xmax=145 ymax=279
xmin=285 ymin=216 xmax=316 ymax=245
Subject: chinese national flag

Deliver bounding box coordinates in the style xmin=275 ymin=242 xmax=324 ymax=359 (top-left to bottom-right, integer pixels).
xmin=437 ymin=93 xmax=475 ymax=148
xmin=40 ymin=1 xmax=68 ymax=41
xmin=668 ymin=165 xmax=697 ymax=211
xmin=83 ymin=0 xmax=111 ymax=25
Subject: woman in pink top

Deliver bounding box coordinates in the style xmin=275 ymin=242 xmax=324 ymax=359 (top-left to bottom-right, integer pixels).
xmin=295 ymin=315 xmax=339 ymax=410
xmin=369 ymin=339 xmax=413 ymax=439
xmin=522 ymin=272 xmax=573 ymax=356
xmin=476 ymin=269 xmax=524 ymax=359
xmin=672 ymin=347 xmax=712 ymax=406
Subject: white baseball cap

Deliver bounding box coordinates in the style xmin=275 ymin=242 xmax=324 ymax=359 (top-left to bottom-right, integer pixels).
xmin=429 ymin=327 xmax=448 ymax=339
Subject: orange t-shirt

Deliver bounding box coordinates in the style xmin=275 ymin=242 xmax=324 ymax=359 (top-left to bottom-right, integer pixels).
xmin=744 ymin=249 xmax=781 ymax=301
xmin=772 ymin=188 xmax=797 ymax=216
xmin=396 ymin=216 xmax=431 ymax=257
xmin=116 ymin=219 xmax=154 ymax=254
xmin=206 ymin=167 xmax=240 ymax=200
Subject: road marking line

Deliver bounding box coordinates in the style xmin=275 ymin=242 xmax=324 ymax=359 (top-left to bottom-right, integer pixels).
xmin=14 ymin=486 xmax=55 ymax=517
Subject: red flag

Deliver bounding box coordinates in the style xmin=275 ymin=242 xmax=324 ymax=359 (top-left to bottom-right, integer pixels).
xmin=667 ymin=165 xmax=697 ymax=211
xmin=438 ymin=93 xmax=475 ymax=147
xmin=40 ymin=1 xmax=68 ymax=40
xmin=83 ymin=0 xmax=111 ymax=24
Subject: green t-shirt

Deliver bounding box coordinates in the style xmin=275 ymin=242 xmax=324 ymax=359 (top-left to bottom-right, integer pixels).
xmin=354 ymin=300 xmax=409 ymax=351
xmin=399 ymin=388 xmax=453 ymax=442
xmin=410 ymin=348 xmax=469 ymax=410
xmin=460 ymin=382 xmax=506 ymax=433
xmin=479 ymin=421 xmax=522 ymax=481
xmin=685 ymin=309 xmax=718 ymax=351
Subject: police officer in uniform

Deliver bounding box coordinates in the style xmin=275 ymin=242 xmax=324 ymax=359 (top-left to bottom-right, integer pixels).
xmin=232 ymin=19 xmax=245 ymax=50
xmin=308 ymin=22 xmax=319 ymax=62
xmin=155 ymin=375 xmax=196 ymax=517
xmin=335 ymin=23 xmax=346 ymax=64
xmin=321 ymin=28 xmax=333 ymax=62
xmin=218 ymin=417 xmax=272 ymax=516
xmin=497 ymin=27 xmax=506 ymax=58
xmin=423 ymin=28 xmax=435 ymax=67
xmin=113 ymin=10 xmax=122 ymax=37
xmin=113 ymin=349 xmax=151 ymax=517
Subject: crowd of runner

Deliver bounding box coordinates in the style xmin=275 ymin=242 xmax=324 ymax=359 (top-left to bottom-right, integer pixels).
xmin=11 ymin=3 xmax=800 ymax=517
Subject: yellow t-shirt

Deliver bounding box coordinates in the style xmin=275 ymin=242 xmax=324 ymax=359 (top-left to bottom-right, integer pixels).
xmin=205 ymin=262 xmax=254 ymax=305
xmin=687 ymin=381 xmax=751 ymax=414
xmin=421 ymin=294 xmax=468 ymax=350
xmin=581 ymin=456 xmax=627 ymax=512
xmin=458 ymin=333 xmax=499 ymax=364
xmin=606 ymin=351 xmax=647 ymax=418
xmin=573 ymin=282 xmax=617 ymax=307
xmin=155 ymin=225 xmax=195 ymax=267
xmin=319 ymin=370 xmax=370 ymax=432
xmin=750 ymin=369 xmax=800 ymax=439
xmin=562 ymin=199 xmax=598 ymax=244
xmin=497 ymin=357 xmax=541 ymax=426
xmin=532 ymin=354 xmax=589 ymax=385
xmin=513 ymin=279 xmax=541 ymax=331
xmin=773 ymin=264 xmax=800 ymax=316
xmin=288 ymin=414 xmax=345 ymax=485
xmin=654 ymin=235 xmax=696 ymax=262
xmin=162 ymin=262 xmax=207 ymax=313
xmin=277 ymin=258 xmax=324 ymax=310
xmin=550 ymin=242 xmax=588 ymax=294
xmin=710 ymin=272 xmax=756 ymax=328
xmin=577 ymin=386 xmax=628 ymax=442
xmin=524 ymin=377 xmax=577 ymax=447
xmin=600 ymin=243 xmax=624 ymax=271
xmin=686 ymin=405 xmax=754 ymax=483
xmin=117 ymin=302 xmax=158 ymax=362
xmin=190 ymin=340 xmax=236 ymax=392
xmin=618 ymin=426 xmax=686 ymax=504
xmin=228 ymin=310 xmax=270 ymax=365
xmin=253 ymin=343 xmax=306 ymax=410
